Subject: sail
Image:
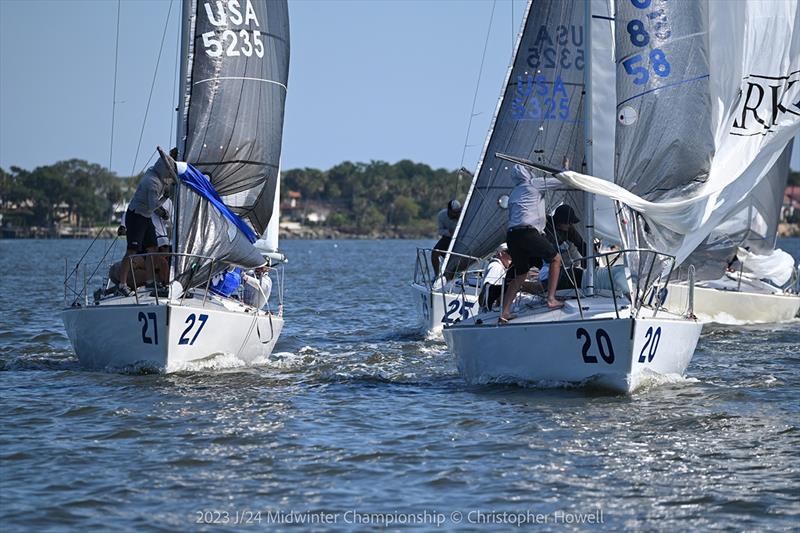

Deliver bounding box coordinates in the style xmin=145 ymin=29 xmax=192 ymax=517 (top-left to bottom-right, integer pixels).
xmin=544 ymin=0 xmax=800 ymax=269
xmin=172 ymin=162 xmax=266 ymax=289
xmin=587 ymin=0 xmax=619 ymax=243
xmin=179 ymin=0 xmax=289 ymax=238
xmin=444 ymin=0 xmax=587 ymax=273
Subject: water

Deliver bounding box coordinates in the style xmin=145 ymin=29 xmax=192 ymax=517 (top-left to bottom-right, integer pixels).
xmin=1 ymin=238 xmax=799 ymax=531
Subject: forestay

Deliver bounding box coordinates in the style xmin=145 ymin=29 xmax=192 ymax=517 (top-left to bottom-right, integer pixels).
xmin=444 ymin=0 xmax=587 ymax=274
xmin=547 ymin=0 xmax=800 ymax=267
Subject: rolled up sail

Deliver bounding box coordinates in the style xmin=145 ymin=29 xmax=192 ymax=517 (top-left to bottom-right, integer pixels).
xmin=444 ymin=0 xmax=587 ymax=274
xmin=179 ymin=0 xmax=289 ymax=238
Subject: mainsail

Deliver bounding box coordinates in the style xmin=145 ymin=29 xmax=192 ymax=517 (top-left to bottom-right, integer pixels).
xmin=445 ymin=0 xmax=587 ymax=273
xmin=545 ymin=0 xmax=800 ymax=267
xmin=172 ymin=0 xmax=290 ymax=284
xmin=179 ymin=0 xmax=289 ymax=237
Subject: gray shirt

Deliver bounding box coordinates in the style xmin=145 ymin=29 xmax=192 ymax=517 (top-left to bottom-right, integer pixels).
xmin=437 ymin=208 xmax=458 ymax=237
xmin=507 ymin=164 xmax=562 ymax=231
xmin=128 ymin=158 xmax=169 ymax=217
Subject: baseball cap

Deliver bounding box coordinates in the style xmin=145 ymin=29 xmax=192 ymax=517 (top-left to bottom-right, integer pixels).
xmin=448 ymin=199 xmax=462 ymax=213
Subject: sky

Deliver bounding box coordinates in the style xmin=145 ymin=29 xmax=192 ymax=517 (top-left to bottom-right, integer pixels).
xmin=0 ymin=0 xmax=798 ymax=176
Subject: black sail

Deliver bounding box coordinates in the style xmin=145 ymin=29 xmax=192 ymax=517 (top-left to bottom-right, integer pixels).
xmin=181 ymin=0 xmax=289 ymax=235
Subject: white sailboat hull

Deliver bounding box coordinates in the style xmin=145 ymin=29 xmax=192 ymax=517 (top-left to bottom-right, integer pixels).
xmin=410 ymin=282 xmax=480 ymax=334
xmin=62 ymin=294 xmax=283 ymax=372
xmin=663 ymin=282 xmax=800 ymax=324
xmin=443 ymin=305 xmax=701 ymax=394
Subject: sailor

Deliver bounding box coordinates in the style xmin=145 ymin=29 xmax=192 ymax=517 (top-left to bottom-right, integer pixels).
xmin=116 ymin=154 xmax=174 ymax=296
xmin=479 ymin=243 xmax=512 ymax=312
xmin=541 ymin=204 xmax=586 ymax=289
xmin=430 ymin=199 xmax=462 ymax=275
xmin=242 ymin=266 xmax=273 ymax=310
xmin=500 ymin=164 xmax=564 ymax=323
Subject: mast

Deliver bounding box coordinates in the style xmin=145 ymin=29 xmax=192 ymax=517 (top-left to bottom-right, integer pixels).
xmin=583 ymin=0 xmax=595 ymax=296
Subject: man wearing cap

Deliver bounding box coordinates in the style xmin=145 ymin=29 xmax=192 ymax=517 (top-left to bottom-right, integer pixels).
xmin=116 ymin=156 xmax=174 ymax=296
xmin=500 ymin=164 xmax=565 ymax=323
xmin=431 ymin=199 xmax=462 ymax=275
xmin=479 ymin=243 xmax=511 ymax=312
xmin=541 ymin=204 xmax=587 ymax=289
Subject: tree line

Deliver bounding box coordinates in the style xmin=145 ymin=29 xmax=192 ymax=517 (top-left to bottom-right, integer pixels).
xmin=0 ymin=158 xmax=464 ymax=234
xmin=0 ymin=160 xmax=130 ymax=228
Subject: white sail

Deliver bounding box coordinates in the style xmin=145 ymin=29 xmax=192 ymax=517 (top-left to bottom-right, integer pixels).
xmin=545 ymin=0 xmax=800 ymax=265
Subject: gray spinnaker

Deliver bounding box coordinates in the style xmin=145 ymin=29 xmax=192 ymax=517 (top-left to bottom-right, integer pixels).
xmin=445 ymin=0 xmax=586 ymax=273
xmin=181 ymin=0 xmax=289 ymax=236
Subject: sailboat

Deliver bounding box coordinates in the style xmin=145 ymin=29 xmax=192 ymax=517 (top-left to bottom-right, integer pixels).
xmin=442 ymin=0 xmax=800 ymax=393
xmin=62 ymin=0 xmax=290 ymax=372
xmin=662 ymin=145 xmax=800 ymax=323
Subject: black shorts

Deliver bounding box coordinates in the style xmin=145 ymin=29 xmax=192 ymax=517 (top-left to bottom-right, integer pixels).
xmin=125 ymin=209 xmax=157 ymax=252
xmin=506 ymin=227 xmax=557 ymax=277
xmin=433 ymin=235 xmax=452 ymax=252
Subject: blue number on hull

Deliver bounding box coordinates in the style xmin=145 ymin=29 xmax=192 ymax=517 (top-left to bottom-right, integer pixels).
xmin=638 ymin=326 xmax=662 ymax=363
xmin=179 ymin=313 xmax=209 ymax=345
xmin=577 ymin=328 xmax=615 ymax=364
xmin=138 ymin=312 xmax=158 ymax=344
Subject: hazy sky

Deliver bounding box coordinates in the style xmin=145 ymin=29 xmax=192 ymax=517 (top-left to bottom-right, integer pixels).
xmin=1 ymin=0 xmax=798 ymax=175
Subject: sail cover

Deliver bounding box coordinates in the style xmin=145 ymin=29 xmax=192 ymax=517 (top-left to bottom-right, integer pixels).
xmin=444 ymin=0 xmax=587 ymax=273
xmin=180 ymin=0 xmax=289 ymax=236
xmin=544 ymin=0 xmax=800 ymax=268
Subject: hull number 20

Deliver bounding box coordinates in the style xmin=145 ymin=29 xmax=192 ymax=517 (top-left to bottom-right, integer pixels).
xmin=576 ymin=328 xmax=615 ymax=364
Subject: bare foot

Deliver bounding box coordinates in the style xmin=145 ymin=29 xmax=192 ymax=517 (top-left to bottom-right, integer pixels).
xmin=547 ymin=299 xmax=565 ymax=309
xmin=498 ymin=313 xmax=517 ymax=325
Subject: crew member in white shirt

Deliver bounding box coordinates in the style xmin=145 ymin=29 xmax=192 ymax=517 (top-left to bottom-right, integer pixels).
xmin=480 ymin=243 xmax=512 ymax=312
xmin=500 ymin=164 xmax=564 ymax=323
xmin=242 ymin=266 xmax=273 ymax=310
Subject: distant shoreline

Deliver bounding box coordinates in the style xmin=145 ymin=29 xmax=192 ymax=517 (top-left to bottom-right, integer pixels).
xmin=0 ymin=225 xmax=436 ymax=241
xmin=3 ymin=223 xmax=799 ymax=240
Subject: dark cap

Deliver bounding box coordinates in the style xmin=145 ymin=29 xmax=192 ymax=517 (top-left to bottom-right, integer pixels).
xmin=553 ymin=204 xmax=580 ymax=225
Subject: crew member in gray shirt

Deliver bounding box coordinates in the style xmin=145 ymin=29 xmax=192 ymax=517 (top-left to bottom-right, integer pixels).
xmin=431 ymin=199 xmax=461 ymax=275
xmin=116 ymin=155 xmax=174 ymax=296
xmin=500 ymin=164 xmax=564 ymax=322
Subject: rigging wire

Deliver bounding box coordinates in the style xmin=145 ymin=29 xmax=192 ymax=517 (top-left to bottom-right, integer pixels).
xmin=108 ymin=0 xmax=121 ymax=171
xmin=131 ymin=0 xmax=175 ymax=176
xmin=457 ymin=0 xmax=497 ymax=197
xmin=169 ymin=0 xmax=181 ymax=147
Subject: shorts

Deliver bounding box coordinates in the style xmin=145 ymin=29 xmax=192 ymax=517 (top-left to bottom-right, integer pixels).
xmin=125 ymin=209 xmax=157 ymax=252
xmin=506 ymin=227 xmax=557 ymax=277
xmin=433 ymin=235 xmax=452 ymax=252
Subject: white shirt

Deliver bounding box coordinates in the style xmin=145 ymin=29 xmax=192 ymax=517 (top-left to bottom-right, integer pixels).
xmin=507 ymin=164 xmax=562 ymax=231
xmin=482 ymin=258 xmax=507 ymax=287
xmin=242 ymin=272 xmax=272 ymax=310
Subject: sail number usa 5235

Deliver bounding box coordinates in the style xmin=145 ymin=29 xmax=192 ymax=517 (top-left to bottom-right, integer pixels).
xmin=202 ymin=1 xmax=265 ymax=58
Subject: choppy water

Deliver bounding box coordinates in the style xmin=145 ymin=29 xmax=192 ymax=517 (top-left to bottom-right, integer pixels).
xmin=1 ymin=238 xmax=799 ymax=531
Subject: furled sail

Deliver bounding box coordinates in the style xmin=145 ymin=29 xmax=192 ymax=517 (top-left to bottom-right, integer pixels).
xmin=179 ymin=0 xmax=289 ymax=238
xmin=444 ymin=0 xmax=587 ymax=273
xmin=542 ymin=0 xmax=800 ymax=268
